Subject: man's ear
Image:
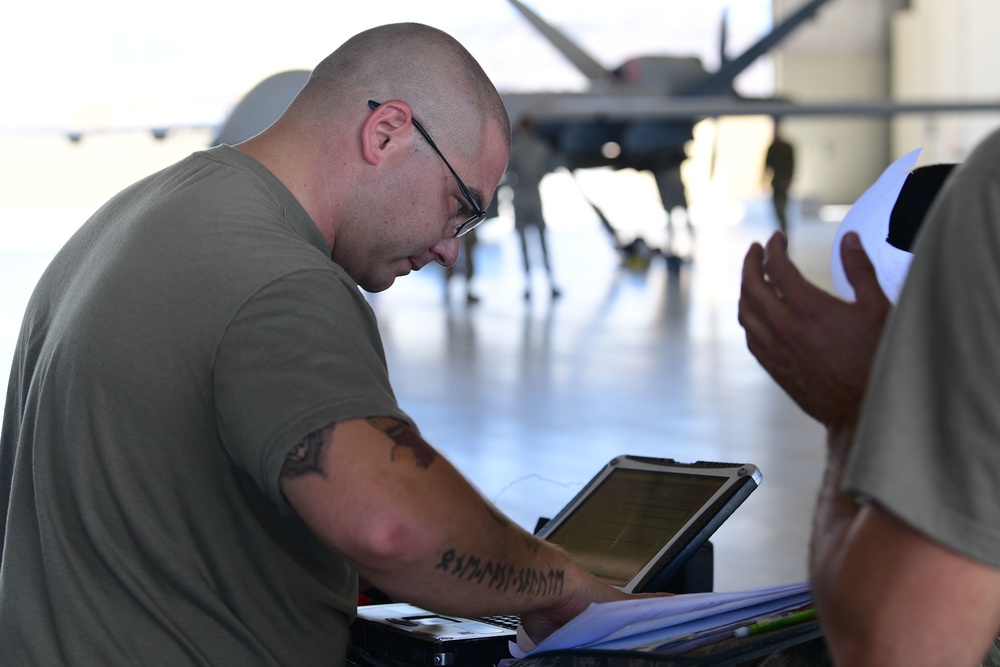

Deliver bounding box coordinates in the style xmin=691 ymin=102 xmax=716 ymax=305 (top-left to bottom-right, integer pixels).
xmin=361 ymin=100 xmax=413 ymax=166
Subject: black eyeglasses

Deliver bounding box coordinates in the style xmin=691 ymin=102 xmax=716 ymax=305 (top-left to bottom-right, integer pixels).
xmin=368 ymin=100 xmax=487 ymax=238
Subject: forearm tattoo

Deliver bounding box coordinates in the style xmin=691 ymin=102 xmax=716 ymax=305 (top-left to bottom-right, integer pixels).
xmin=436 ymin=548 xmax=565 ymax=597
xmin=281 ymin=428 xmax=327 ymax=479
xmin=368 ymin=417 xmax=436 ymax=469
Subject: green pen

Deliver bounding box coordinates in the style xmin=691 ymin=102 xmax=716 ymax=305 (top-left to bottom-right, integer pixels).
xmin=733 ymin=607 xmax=817 ymax=638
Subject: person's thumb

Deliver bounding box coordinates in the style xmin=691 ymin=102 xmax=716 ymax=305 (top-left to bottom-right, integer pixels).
xmin=841 ymin=232 xmax=889 ymax=307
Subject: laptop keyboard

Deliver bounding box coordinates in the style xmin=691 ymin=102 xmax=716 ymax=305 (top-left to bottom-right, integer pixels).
xmin=476 ymin=614 xmax=520 ymax=630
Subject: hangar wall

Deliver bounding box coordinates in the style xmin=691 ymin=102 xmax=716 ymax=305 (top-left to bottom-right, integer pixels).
xmin=773 ymin=0 xmax=1000 ymax=205
xmin=891 ymin=0 xmax=1000 ymax=165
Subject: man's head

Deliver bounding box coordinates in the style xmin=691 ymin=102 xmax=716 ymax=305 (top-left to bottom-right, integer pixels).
xmin=241 ymin=23 xmax=511 ymax=292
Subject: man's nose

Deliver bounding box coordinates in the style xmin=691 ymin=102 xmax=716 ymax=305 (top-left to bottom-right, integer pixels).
xmin=432 ymin=236 xmax=461 ymax=268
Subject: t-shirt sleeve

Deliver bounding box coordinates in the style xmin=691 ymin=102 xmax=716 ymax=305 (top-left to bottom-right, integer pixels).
xmin=212 ymin=267 xmax=414 ymax=506
xmin=845 ymin=165 xmax=1000 ymax=569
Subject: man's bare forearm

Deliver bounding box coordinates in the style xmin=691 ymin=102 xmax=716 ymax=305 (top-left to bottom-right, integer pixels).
xmin=809 ymin=423 xmax=859 ymax=579
xmin=280 ymin=418 xmax=622 ymax=618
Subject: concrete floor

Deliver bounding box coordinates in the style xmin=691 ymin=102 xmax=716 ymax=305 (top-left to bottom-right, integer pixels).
xmin=367 ymin=202 xmax=838 ymax=593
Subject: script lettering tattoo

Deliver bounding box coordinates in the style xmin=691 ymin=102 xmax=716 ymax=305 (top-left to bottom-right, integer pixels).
xmin=281 ymin=428 xmax=328 ymax=479
xmin=368 ymin=417 xmax=436 ymax=469
xmin=435 ymin=548 xmax=565 ymax=597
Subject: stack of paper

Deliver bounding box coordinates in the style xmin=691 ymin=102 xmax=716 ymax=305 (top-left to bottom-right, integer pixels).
xmin=511 ymin=580 xmax=813 ymax=658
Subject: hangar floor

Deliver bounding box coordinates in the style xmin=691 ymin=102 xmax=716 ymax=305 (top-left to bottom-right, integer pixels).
xmin=368 ymin=200 xmax=838 ymax=593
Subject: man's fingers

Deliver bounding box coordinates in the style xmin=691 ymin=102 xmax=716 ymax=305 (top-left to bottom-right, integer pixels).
xmin=739 ymin=241 xmax=786 ymax=364
xmin=840 ymin=232 xmax=890 ymax=310
xmin=739 ymin=243 xmax=772 ymax=326
xmin=741 ymin=242 xmax=766 ymax=285
xmin=760 ymin=232 xmax=813 ymax=305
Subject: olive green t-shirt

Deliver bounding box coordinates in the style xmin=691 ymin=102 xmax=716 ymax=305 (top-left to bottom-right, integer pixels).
xmin=0 ymin=146 xmax=412 ymax=665
xmin=846 ymin=128 xmax=1000 ymax=569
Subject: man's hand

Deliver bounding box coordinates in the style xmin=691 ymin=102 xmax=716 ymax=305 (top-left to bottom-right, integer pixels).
xmin=519 ymin=584 xmax=669 ymax=644
xmin=738 ymin=231 xmax=890 ymax=429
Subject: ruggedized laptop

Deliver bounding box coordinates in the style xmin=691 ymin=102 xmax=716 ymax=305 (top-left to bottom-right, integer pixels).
xmin=351 ymin=455 xmax=762 ymax=667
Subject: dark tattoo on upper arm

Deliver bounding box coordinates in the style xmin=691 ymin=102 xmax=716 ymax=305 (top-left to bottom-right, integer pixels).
xmin=435 ymin=548 xmax=565 ymax=597
xmin=281 ymin=428 xmax=328 ymax=479
xmin=368 ymin=417 xmax=437 ymax=469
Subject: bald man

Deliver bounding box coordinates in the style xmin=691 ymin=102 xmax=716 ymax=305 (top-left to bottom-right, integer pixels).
xmin=0 ymin=24 xmax=633 ymax=665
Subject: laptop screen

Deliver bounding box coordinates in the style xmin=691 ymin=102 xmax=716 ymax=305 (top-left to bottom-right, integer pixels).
xmin=541 ymin=467 xmax=727 ymax=587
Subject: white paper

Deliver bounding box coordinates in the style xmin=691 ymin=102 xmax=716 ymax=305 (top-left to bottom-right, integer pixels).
xmin=588 ymin=592 xmax=813 ymax=651
xmin=509 ymin=580 xmax=811 ymax=658
xmin=831 ymin=148 xmax=921 ymax=304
